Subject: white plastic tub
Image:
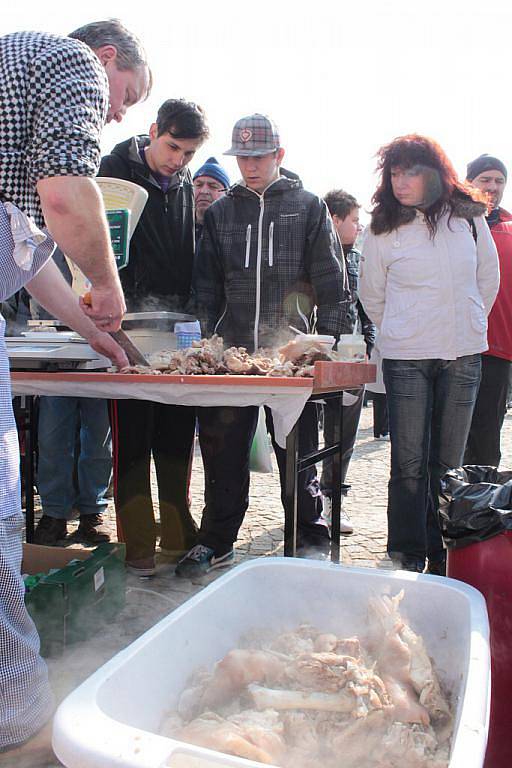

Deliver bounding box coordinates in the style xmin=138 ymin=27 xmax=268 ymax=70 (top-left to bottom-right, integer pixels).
xmin=53 ymin=559 xmax=490 ymax=768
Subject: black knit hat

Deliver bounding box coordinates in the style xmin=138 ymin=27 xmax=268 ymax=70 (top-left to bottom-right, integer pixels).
xmin=466 ymin=154 xmax=507 ymax=181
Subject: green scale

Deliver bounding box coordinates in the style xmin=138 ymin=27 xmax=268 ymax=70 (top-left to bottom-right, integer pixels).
xmin=106 ymin=208 xmax=130 ymax=270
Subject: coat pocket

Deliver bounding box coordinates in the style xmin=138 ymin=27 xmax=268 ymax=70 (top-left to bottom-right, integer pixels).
xmin=381 ymin=296 xmax=419 ymax=341
xmin=467 ymin=295 xmax=487 ymax=334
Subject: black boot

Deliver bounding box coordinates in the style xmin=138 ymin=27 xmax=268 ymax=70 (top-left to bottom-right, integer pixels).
xmin=33 ymin=516 xmax=67 ymax=546
xmin=73 ymin=514 xmax=111 ymax=544
xmin=427 ymin=555 xmax=447 ymax=576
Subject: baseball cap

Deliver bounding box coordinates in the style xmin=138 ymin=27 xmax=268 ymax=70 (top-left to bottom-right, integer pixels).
xmin=224 ymin=113 xmax=281 ymax=157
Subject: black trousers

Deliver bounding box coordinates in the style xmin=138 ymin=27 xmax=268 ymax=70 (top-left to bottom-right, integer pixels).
xmin=320 ymin=387 xmax=364 ymax=496
xmin=110 ymin=400 xmax=197 ymax=560
xmin=372 ymin=392 xmax=389 ymax=437
xmin=196 ymin=403 xmax=326 ymax=554
xmin=464 ymin=354 xmax=511 ymax=467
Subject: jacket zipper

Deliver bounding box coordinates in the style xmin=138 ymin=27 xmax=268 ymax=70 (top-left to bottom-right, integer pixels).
xmin=164 ymin=192 xmax=168 ymax=214
xmin=268 ymin=221 xmax=274 ymax=266
xmin=254 ymin=196 xmax=265 ymax=350
xmin=214 ymin=304 xmax=228 ymax=334
xmin=245 ymin=224 xmax=251 ymax=268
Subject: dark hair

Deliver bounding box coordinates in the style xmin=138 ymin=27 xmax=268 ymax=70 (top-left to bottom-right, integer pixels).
xmin=370 ymin=134 xmax=482 ymax=236
xmin=69 ymin=18 xmax=152 ymax=95
xmin=324 ymin=189 xmax=360 ymax=220
xmin=156 ymin=99 xmax=210 ymax=141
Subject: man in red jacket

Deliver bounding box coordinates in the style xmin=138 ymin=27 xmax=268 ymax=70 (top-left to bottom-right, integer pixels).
xmin=465 ymin=154 xmax=512 ymax=466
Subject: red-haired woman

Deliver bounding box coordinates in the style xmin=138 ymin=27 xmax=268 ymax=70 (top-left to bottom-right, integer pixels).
xmin=360 ymin=134 xmax=500 ymax=574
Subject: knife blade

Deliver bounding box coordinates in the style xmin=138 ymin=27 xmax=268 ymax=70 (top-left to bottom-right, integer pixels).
xmin=81 ymin=291 xmax=150 ymax=367
xmin=109 ymin=329 xmax=150 ymax=367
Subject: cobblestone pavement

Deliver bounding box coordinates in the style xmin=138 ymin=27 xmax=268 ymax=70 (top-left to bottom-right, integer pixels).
xmin=17 ymin=405 xmax=512 ymax=766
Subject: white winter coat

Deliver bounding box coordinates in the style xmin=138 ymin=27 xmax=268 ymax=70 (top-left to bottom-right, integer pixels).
xmin=359 ymin=210 xmax=500 ymax=360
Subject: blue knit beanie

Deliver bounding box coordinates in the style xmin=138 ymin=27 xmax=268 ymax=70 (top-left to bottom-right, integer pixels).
xmin=193 ymin=156 xmax=230 ymax=189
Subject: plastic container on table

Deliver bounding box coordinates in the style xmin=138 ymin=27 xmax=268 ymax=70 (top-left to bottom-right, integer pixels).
xmin=448 ymin=531 xmax=512 ymax=768
xmin=53 ymin=558 xmax=490 ymax=768
xmin=337 ymin=333 xmax=367 ymax=361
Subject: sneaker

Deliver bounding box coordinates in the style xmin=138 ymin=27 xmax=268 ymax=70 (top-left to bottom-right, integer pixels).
xmin=175 ymin=544 xmax=234 ymax=579
xmin=374 ymin=434 xmax=390 ymax=441
xmin=391 ymin=556 xmax=425 ymax=573
xmin=126 ymin=557 xmax=156 ymax=577
xmin=73 ymin=514 xmax=111 ymax=545
xmin=322 ymin=496 xmax=353 ymax=535
xmin=33 ymin=516 xmax=67 ymax=545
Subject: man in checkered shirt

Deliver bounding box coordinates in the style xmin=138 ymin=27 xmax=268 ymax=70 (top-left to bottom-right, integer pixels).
xmin=0 ymin=19 xmax=150 ymax=764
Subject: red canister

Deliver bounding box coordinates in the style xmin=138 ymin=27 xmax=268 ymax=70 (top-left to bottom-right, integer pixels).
xmin=447 ymin=531 xmax=512 ymax=768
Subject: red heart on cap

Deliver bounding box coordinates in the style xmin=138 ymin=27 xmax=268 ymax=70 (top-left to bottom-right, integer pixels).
xmin=240 ymin=128 xmax=253 ymax=143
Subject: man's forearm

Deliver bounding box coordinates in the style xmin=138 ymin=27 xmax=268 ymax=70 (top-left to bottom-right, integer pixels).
xmin=25 ymin=260 xmax=129 ymax=368
xmin=25 ymin=259 xmax=102 ymax=338
xmin=36 ymin=176 xmax=118 ymax=287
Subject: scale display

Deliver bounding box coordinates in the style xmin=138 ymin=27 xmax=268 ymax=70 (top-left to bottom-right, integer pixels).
xmin=106 ymin=209 xmax=130 ymax=270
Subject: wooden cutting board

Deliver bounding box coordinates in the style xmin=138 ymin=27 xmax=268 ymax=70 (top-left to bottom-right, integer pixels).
xmin=312 ymin=361 xmax=376 ymax=391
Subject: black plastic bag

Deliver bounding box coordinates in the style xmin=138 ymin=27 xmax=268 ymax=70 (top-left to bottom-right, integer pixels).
xmin=438 ymin=466 xmax=512 ymax=549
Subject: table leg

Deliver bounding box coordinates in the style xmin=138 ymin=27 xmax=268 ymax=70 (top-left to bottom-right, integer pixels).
xmin=284 ymin=422 xmax=299 ymax=556
xmin=330 ymin=393 xmax=343 ymax=562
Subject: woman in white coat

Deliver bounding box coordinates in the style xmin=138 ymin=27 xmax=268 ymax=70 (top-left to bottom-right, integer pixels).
xmin=360 ymin=134 xmax=499 ymax=574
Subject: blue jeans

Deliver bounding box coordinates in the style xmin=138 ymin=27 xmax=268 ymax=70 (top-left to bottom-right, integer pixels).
xmin=37 ymin=397 xmax=112 ymax=519
xmin=383 ymin=355 xmax=481 ymax=564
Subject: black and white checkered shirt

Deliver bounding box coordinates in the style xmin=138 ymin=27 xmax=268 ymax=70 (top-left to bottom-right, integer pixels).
xmin=0 ymin=31 xmax=108 ymax=227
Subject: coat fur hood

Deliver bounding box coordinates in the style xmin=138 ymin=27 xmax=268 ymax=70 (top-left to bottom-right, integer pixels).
xmin=371 ymin=191 xmax=487 ymax=234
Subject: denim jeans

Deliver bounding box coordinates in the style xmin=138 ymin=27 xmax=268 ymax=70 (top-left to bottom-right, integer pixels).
xmin=383 ymin=355 xmax=481 ymax=564
xmin=37 ymin=397 xmax=112 ymax=519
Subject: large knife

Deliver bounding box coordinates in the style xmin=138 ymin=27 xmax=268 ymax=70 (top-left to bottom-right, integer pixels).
xmin=110 ymin=329 xmax=150 ymax=367
xmin=82 ymin=292 xmax=150 ymax=367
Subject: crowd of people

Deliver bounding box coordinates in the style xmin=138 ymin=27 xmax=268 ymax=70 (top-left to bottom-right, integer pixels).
xmin=0 ymin=17 xmax=511 ymax=766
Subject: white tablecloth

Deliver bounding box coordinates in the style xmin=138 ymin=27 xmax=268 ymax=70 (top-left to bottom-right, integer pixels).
xmin=10 ymin=377 xmax=314 ymax=448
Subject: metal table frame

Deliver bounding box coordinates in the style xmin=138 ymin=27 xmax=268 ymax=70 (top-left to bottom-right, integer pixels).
xmin=19 ymin=388 xmax=348 ymax=563
xmin=285 ymin=390 xmax=345 ymax=561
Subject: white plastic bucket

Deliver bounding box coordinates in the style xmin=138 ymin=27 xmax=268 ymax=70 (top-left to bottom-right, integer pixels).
xmin=53 ymin=559 xmax=490 ymax=768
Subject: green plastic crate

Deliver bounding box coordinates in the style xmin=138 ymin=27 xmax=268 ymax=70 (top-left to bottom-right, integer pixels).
xmin=23 ymin=542 xmax=126 ymax=657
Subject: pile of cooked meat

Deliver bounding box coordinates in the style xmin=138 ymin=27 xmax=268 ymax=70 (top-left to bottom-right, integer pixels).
xmin=118 ymin=335 xmax=336 ymax=377
xmin=160 ymin=591 xmax=452 ymax=767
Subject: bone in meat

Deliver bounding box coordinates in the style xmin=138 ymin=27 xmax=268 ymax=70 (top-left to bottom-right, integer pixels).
xmin=199 ymin=650 xmax=285 ymax=710
xmin=248 ymin=683 xmax=357 ymax=714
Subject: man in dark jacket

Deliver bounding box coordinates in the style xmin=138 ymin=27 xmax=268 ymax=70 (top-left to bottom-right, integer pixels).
xmin=465 ymin=154 xmax=512 ymax=467
xmin=99 ymin=99 xmax=209 ymax=575
xmin=176 ymin=113 xmax=348 ymax=578
xmin=320 ymin=189 xmax=376 ymax=535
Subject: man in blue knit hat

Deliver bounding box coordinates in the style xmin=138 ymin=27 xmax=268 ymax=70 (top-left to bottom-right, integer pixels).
xmin=193 ymin=156 xmax=230 ymax=242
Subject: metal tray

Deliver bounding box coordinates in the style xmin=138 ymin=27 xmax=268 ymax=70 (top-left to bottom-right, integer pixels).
xmin=121 ymin=311 xmax=196 ymax=330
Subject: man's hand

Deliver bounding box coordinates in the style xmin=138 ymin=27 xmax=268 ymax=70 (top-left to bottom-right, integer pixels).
xmin=79 ymin=281 xmax=126 ymax=332
xmin=86 ymin=329 xmax=129 ymax=369
xmin=25 ymin=260 xmax=127 ymax=362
